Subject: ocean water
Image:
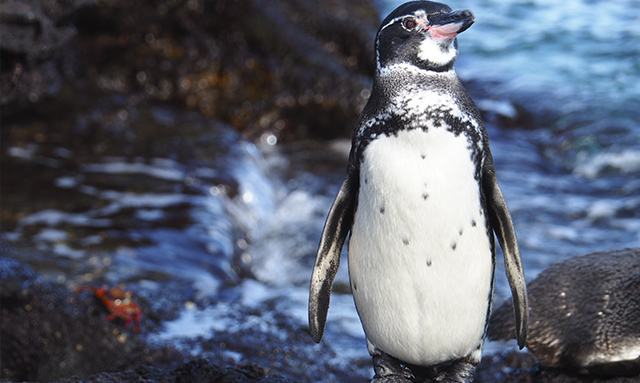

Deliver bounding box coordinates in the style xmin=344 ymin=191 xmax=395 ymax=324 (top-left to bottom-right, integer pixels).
xmin=4 ymin=0 xmax=640 ymax=381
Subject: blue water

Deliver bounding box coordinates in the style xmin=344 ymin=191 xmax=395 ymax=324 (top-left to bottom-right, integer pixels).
xmin=5 ymin=0 xmax=640 ymax=381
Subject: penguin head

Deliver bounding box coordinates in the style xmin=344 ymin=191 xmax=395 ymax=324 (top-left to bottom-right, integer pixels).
xmin=375 ymin=1 xmax=475 ymax=73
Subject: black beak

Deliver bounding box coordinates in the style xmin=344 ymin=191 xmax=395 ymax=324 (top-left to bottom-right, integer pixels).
xmin=428 ymin=9 xmax=475 ymax=35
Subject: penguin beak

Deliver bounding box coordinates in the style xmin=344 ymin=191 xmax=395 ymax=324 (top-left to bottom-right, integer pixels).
xmin=426 ymin=10 xmax=475 ymax=40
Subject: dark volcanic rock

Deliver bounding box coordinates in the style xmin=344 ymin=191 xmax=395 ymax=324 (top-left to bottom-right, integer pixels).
xmin=476 ymin=350 xmax=640 ymax=383
xmin=2 ymin=241 xmax=639 ymax=382
xmin=54 ymin=359 xmax=295 ymax=383
xmin=1 ymin=0 xmax=378 ymax=141
xmin=0 ymin=252 xmax=146 ymax=381
xmin=0 ymin=251 xmax=296 ymax=383
xmin=0 ymin=0 xmax=95 ymax=107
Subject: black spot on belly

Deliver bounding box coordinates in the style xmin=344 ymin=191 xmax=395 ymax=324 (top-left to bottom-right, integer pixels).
xmin=451 ymin=242 xmax=457 ymax=250
xmin=422 ymin=183 xmax=429 ymax=200
xmin=459 ymin=228 xmax=464 ymax=236
xmin=364 ymin=178 xmax=368 ymax=185
xmin=421 ymin=154 xmax=426 ymax=159
xmin=471 ymin=219 xmax=477 ymax=227
xmin=426 ymin=259 xmax=432 ymax=267
xmin=353 ymin=283 xmax=357 ymax=291
xmin=380 ymin=205 xmax=385 ymax=214
xmin=403 ymin=237 xmax=410 ymax=246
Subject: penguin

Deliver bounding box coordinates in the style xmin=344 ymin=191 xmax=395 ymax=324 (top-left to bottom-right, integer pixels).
xmin=308 ymin=1 xmax=528 ymax=382
xmin=489 ymin=248 xmax=640 ymax=376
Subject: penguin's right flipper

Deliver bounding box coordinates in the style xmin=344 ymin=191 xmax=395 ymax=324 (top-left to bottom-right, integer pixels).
xmin=309 ymin=163 xmax=359 ymax=343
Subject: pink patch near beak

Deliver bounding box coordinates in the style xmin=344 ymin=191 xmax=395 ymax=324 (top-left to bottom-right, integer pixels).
xmin=427 ymin=22 xmax=464 ymax=40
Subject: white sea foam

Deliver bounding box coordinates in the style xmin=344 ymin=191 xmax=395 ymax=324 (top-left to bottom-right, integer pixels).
xmin=19 ymin=209 xmax=111 ymax=227
xmin=248 ymin=190 xmax=331 ymax=286
xmin=34 ymin=228 xmax=68 ymax=242
xmin=476 ymin=98 xmax=518 ymax=119
xmin=574 ymin=150 xmax=640 ymax=179
xmin=81 ymin=158 xmax=185 ymax=181
xmin=54 ymin=176 xmax=79 ymax=188
xmin=52 ymin=243 xmax=85 ymax=259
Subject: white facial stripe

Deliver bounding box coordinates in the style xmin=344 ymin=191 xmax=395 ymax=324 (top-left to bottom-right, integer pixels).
xmin=379 ymin=10 xmax=429 ymax=32
xmin=380 ymin=16 xmax=406 ymax=32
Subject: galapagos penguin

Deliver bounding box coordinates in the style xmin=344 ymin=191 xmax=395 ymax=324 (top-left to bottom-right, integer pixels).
xmin=309 ymin=2 xmax=528 ymax=382
xmin=489 ymin=248 xmax=640 ymax=376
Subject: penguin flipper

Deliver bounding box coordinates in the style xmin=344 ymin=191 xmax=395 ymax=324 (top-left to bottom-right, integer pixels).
xmin=482 ymin=157 xmax=529 ymax=349
xmin=309 ymin=164 xmax=359 ymax=343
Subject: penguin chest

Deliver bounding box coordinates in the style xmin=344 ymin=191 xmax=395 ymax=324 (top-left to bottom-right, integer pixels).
xmin=349 ymin=127 xmax=494 ymax=366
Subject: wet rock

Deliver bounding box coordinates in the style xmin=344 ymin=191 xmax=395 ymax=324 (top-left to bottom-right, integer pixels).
xmin=0 ymin=250 xmax=295 ymax=383
xmin=4 ymin=245 xmax=639 ymax=383
xmin=53 ymin=359 xmax=295 ymax=383
xmin=0 ymin=250 xmax=146 ymax=381
xmin=476 ymin=350 xmax=640 ymax=383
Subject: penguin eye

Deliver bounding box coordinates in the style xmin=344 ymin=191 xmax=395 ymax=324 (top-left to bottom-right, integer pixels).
xmin=402 ymin=18 xmax=417 ymax=31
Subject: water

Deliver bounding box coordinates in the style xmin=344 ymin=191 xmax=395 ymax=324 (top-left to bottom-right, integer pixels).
xmin=4 ymin=0 xmax=640 ymax=381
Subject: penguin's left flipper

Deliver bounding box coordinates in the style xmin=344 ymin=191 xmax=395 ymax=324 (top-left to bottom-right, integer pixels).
xmin=482 ymin=153 xmax=529 ymax=349
xmin=309 ymin=163 xmax=359 ymax=343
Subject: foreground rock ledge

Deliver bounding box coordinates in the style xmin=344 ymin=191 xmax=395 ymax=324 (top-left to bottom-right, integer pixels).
xmin=3 ymin=252 xmax=640 ymax=383
xmin=55 ymin=359 xmax=295 ymax=383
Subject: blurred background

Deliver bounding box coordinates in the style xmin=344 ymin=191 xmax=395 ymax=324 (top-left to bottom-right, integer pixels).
xmin=1 ymin=0 xmax=639 ymax=381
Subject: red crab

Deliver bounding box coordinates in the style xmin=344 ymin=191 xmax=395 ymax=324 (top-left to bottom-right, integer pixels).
xmin=77 ymin=285 xmax=142 ymax=333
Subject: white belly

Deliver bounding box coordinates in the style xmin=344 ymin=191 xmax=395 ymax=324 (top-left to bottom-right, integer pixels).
xmin=349 ymin=128 xmax=494 ymax=366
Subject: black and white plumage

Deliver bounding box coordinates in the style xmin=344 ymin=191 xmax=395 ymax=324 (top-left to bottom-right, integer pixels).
xmin=309 ymin=2 xmax=528 ymax=382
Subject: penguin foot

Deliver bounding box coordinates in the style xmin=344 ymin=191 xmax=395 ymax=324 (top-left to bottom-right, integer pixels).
xmin=429 ymin=359 xmax=476 ymax=383
xmin=371 ymin=354 xmax=417 ymax=382
xmin=371 ymin=354 xmax=477 ymax=383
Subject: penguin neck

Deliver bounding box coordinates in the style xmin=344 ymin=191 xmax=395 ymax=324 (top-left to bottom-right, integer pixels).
xmin=375 ymin=63 xmax=458 ymax=94
xmin=373 ymin=63 xmax=462 ymax=113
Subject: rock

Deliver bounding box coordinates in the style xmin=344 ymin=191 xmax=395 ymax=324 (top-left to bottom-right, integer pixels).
xmin=1 ymin=0 xmax=379 ymax=141
xmin=0 ymin=250 xmax=146 ymax=381
xmin=0 ymin=249 xmax=296 ymax=383
xmin=488 ymin=248 xmax=640 ymax=377
xmin=3 ymin=243 xmax=639 ymax=382
xmin=476 ymin=350 xmax=640 ymax=383
xmin=0 ymin=0 xmax=94 ymax=108
xmin=51 ymin=360 xmax=295 ymax=383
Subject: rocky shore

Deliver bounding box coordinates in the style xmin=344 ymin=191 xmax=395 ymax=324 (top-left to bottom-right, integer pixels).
xmin=2 ymin=252 xmax=639 ymax=383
